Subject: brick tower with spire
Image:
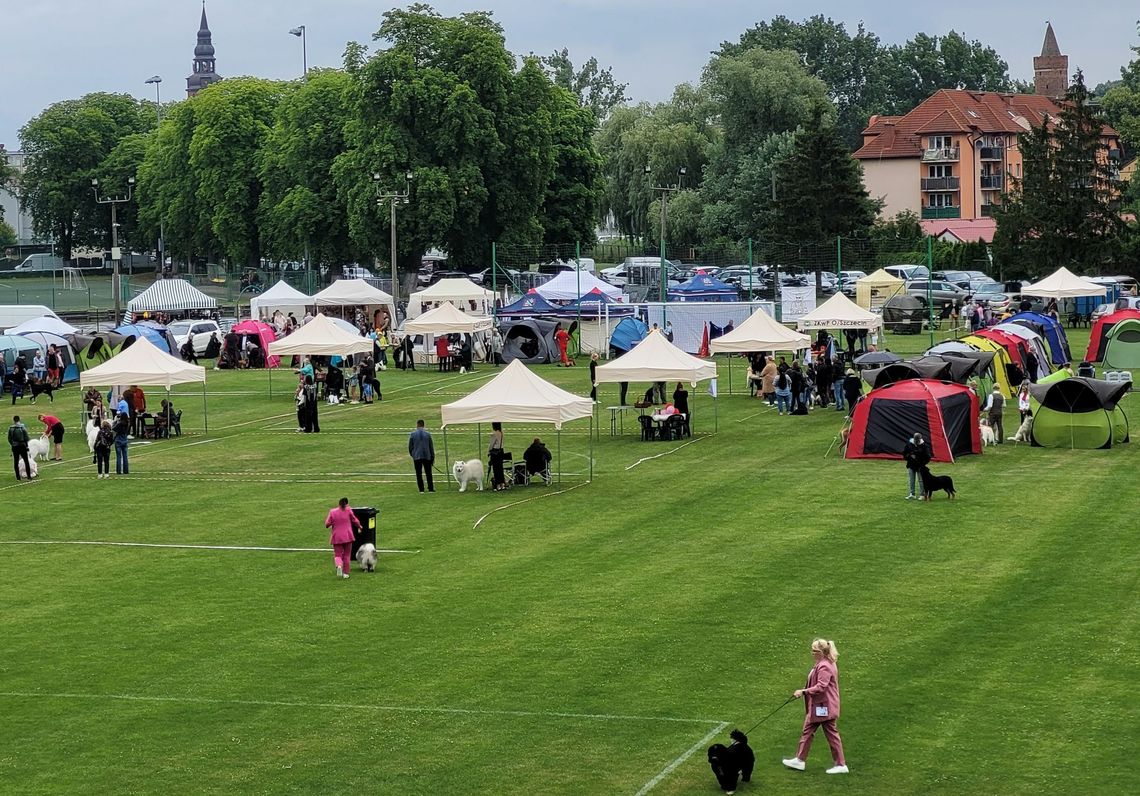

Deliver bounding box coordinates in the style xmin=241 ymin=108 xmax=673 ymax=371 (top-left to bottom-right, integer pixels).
xmin=186 ymin=2 xmax=222 ymax=97
xmin=1033 ymin=22 xmax=1068 ymax=100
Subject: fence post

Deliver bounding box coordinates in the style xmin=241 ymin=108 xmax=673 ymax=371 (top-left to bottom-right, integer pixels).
xmin=927 ymin=235 xmax=934 ymax=349
xmin=747 ymin=238 xmax=753 ymax=298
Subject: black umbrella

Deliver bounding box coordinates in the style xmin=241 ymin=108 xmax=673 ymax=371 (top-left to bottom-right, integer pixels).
xmin=854 ymin=351 xmax=902 ymax=367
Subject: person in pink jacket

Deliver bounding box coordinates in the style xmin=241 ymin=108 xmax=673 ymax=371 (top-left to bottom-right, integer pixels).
xmin=782 ymin=638 xmax=848 ymax=774
xmin=325 ymin=497 xmax=361 ymax=579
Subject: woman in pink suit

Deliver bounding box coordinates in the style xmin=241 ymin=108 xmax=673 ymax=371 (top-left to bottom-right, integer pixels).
xmin=325 ymin=497 xmax=361 ymax=580
xmin=783 ymin=638 xmax=848 ymax=774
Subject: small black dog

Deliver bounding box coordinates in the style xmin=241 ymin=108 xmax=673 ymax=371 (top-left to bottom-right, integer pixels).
xmin=708 ymin=729 xmax=754 ymax=794
xmin=28 ymin=378 xmax=55 ymax=403
xmin=918 ymin=465 xmax=956 ymax=500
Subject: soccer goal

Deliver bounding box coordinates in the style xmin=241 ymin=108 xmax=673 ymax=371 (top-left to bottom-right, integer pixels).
xmin=59 ymin=267 xmax=88 ymax=291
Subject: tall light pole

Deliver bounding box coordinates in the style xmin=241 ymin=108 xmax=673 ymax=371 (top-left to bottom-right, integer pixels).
xmin=289 ymin=26 xmax=307 ymax=77
xmin=145 ymin=75 xmax=164 ymax=275
xmin=373 ymin=170 xmax=413 ymax=309
xmin=93 ymin=177 xmax=135 ymax=319
xmin=647 ymin=164 xmax=686 ymax=319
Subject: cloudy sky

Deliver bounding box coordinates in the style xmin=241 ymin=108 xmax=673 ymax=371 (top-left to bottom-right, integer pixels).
xmin=1 ymin=1 xmax=1135 ymax=148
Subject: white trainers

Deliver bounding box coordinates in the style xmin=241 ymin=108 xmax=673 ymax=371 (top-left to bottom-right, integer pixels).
xmin=341 ymin=573 xmax=350 ymax=579
xmin=782 ymin=757 xmax=805 ymax=771
xmin=826 ymin=765 xmax=849 ymax=774
xmin=905 ymin=494 xmax=915 ymax=500
xmin=335 ymin=565 xmax=343 ymax=578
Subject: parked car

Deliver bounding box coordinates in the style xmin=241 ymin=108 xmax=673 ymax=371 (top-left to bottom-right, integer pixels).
xmin=429 ymin=270 xmax=478 ymax=286
xmin=885 ymin=264 xmax=930 ymax=281
xmin=967 ymin=276 xmax=1000 ymax=293
xmin=840 ymin=277 xmax=860 ymax=297
xmin=839 ymin=270 xmax=868 ymax=281
xmin=970 ymin=281 xmax=1012 ymax=314
xmin=15 ymin=254 xmax=67 ymax=272
xmin=342 ymin=265 xmax=374 ymax=280
xmin=1091 ymin=302 xmax=1116 ymax=323
xmin=932 ymin=270 xmax=972 ymax=290
xmin=168 ymin=319 xmax=222 ymax=356
xmin=819 ymin=271 xmax=838 ymax=292
xmin=906 ymin=279 xmax=965 ymax=309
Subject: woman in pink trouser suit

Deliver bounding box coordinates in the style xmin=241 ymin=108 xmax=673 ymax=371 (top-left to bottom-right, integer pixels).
xmin=325 ymin=498 xmax=361 ymax=579
xmin=783 ymin=638 xmax=848 ymax=774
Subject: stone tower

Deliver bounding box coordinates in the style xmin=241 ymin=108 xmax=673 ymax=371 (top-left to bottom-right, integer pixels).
xmin=186 ymin=2 xmax=222 ymax=97
xmin=1033 ymin=22 xmax=1068 ymax=100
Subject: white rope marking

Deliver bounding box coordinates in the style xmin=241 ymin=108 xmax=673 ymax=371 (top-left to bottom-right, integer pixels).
xmin=625 ymin=437 xmax=705 ymax=471
xmin=0 ymin=691 xmax=722 ymax=725
xmin=0 ymin=541 xmax=421 ymax=554
xmin=53 ymin=476 xmax=408 ymax=484
xmin=735 ymin=408 xmax=771 ymax=423
xmin=632 ymin=722 xmax=728 ymax=796
xmin=472 ymin=481 xmax=591 ymax=530
xmin=428 ymin=371 xmax=497 ymax=394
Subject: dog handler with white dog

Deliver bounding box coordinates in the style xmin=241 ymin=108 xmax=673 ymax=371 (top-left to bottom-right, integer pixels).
xmin=783 ymin=638 xmax=848 ymax=774
xmin=325 ymin=497 xmax=362 ymax=579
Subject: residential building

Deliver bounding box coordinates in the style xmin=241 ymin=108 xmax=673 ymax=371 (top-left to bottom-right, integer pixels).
xmin=0 ymin=146 xmax=41 ymax=247
xmin=186 ymin=3 xmax=222 ymax=97
xmin=854 ymin=24 xmax=1122 ymax=236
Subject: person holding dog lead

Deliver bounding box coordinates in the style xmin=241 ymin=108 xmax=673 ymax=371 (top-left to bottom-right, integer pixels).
xmin=783 ymin=638 xmax=848 ymax=775
xmin=325 ymin=497 xmax=362 ymax=579
xmin=488 ymin=422 xmax=506 ymax=491
xmin=903 ymin=432 xmax=930 ymax=500
xmin=983 ymin=384 xmax=1005 ymax=444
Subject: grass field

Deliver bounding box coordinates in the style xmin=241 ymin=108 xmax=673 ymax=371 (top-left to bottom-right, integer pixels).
xmin=3 ymin=327 xmax=1138 ymax=794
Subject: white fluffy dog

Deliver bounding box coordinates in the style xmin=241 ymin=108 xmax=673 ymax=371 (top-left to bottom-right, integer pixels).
xmin=1009 ymin=414 xmax=1034 ymax=444
xmin=979 ymin=418 xmax=996 ymax=447
xmin=16 ymin=455 xmax=38 ymax=479
xmin=356 ymin=543 xmax=377 ymax=573
xmin=86 ymin=418 xmax=100 ymax=453
xmin=28 ymin=437 xmax=51 ymax=462
xmin=452 ymin=459 xmax=485 ymax=492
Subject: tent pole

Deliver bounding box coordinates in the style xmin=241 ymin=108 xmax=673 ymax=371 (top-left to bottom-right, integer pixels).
xmin=477 ymin=423 xmax=482 ymax=460
xmin=558 ymin=427 xmax=562 ymax=484
xmin=727 ymin=354 xmax=732 ymax=395
xmin=714 ymin=393 xmax=718 ymax=432
xmin=202 ymin=380 xmax=208 ymax=434
xmin=443 ymin=428 xmax=451 ymax=485
xmin=589 ymin=416 xmax=594 ymax=481
xmin=268 ymin=364 xmax=272 ymax=398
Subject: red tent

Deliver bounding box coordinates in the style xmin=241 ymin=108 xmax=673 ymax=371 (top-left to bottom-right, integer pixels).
xmin=845 ymin=379 xmax=981 ymax=463
xmin=232 ymin=319 xmax=280 ymax=368
xmin=974 ymin=328 xmax=1028 ymax=368
xmin=1086 ymin=310 xmax=1140 ymax=363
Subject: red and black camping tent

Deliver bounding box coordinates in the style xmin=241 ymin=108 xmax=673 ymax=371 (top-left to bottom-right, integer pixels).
xmin=1086 ymin=309 xmax=1140 ymax=363
xmin=845 ymin=379 xmax=981 ymax=462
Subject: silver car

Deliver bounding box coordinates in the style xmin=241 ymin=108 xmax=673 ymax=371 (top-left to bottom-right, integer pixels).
xmin=906 ymin=279 xmax=966 ymax=309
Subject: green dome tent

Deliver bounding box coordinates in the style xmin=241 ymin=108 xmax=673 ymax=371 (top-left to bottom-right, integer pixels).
xmin=1028 ymin=377 xmax=1130 ymax=449
xmin=1102 ymin=318 xmax=1140 ymax=369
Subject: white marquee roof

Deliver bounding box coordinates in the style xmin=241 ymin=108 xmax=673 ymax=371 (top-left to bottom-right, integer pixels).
xmin=594 ymin=328 xmax=717 ymax=385
xmin=534 ymin=271 xmax=622 ymax=301
xmin=1020 ymin=266 xmax=1107 ymax=298
xmin=312 ymin=279 xmax=395 ymax=308
xmin=709 ymin=307 xmax=810 ymax=353
xmin=440 ymin=359 xmax=594 ymax=428
xmin=80 ymin=335 xmax=206 ymax=388
xmin=403 ymin=301 xmax=493 ymax=335
xmin=250 ymin=280 xmax=313 ymax=319
xmin=267 ymin=313 xmax=374 ymax=357
xmin=796 ymin=291 xmax=882 ymax=331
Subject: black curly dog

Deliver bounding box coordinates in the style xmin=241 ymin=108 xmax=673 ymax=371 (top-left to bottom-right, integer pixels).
xmin=918 ymin=465 xmax=956 ymax=500
xmin=708 ymin=729 xmax=754 ymax=793
xmin=28 ymin=378 xmax=55 ymax=403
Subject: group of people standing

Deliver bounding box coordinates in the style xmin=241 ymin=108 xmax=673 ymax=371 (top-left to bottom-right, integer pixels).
xmin=747 ymin=354 xmax=863 ymax=417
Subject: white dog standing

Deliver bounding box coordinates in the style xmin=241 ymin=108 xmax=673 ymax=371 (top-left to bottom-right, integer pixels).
xmin=28 ymin=437 xmax=51 ymax=462
xmin=979 ymin=418 xmax=996 ymax=447
xmin=1009 ymin=414 xmax=1034 ymax=444
xmin=452 ymin=459 xmax=485 ymax=492
xmin=355 ymin=543 xmax=377 ymax=573
xmin=86 ymin=418 xmax=100 ymax=453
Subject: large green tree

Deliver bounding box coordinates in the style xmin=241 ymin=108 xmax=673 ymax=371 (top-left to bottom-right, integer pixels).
xmin=542 ymin=48 xmax=628 ymax=120
xmin=884 ymin=31 xmax=1014 ymax=112
xmin=1100 ymin=23 xmax=1140 ymax=153
xmin=538 ymin=87 xmax=604 ymax=244
xmin=993 ymin=72 xmax=1126 ymax=276
xmin=18 ymin=93 xmax=153 ymax=258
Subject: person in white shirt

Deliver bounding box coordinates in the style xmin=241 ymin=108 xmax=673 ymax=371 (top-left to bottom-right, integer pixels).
xmin=982 ymin=385 xmax=1005 ymax=443
xmin=1017 ymin=382 xmax=1031 ymax=423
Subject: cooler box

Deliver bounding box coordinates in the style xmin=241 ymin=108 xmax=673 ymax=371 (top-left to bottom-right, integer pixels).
xmin=351 ymin=507 xmax=377 ymax=557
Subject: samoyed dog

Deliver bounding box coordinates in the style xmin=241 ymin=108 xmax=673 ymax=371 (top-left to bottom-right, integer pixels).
xmin=979 ymin=418 xmax=996 ymax=447
xmin=356 ymin=543 xmax=378 ymax=573
xmin=86 ymin=418 xmax=100 ymax=453
xmin=28 ymin=437 xmax=51 ymax=462
xmin=452 ymin=459 xmax=485 ymax=492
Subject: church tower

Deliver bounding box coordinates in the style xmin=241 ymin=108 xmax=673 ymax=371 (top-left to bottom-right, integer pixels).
xmin=186 ymin=2 xmax=222 ymax=97
xmin=1033 ymin=22 xmax=1068 ymax=100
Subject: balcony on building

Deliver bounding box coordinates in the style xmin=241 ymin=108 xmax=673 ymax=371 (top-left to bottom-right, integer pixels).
xmin=979 ymin=146 xmax=1005 ymax=161
xmin=980 ymin=204 xmax=998 ymax=217
xmin=922 ymin=146 xmax=960 ymax=162
xmin=980 ymin=175 xmax=1004 ymax=190
xmin=921 ymin=176 xmax=961 ymax=191
xmin=922 ymin=206 xmax=961 ymax=219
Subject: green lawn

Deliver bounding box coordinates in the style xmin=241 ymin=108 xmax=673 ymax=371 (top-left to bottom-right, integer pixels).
xmin=2 ymin=328 xmax=1138 ymax=794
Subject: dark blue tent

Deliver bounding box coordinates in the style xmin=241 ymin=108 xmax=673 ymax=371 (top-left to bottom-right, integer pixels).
xmin=497 ymin=291 xmax=560 ymax=317
xmin=609 ymin=317 xmax=649 ymax=354
xmin=667 ymin=274 xmax=737 ymax=302
xmin=1006 ymin=312 xmax=1071 ymax=365
xmin=557 ymin=288 xmax=636 ymax=318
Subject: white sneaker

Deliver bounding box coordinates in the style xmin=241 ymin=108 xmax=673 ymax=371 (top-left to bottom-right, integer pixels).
xmin=782 ymin=757 xmax=805 ymax=771
xmin=826 ymin=765 xmax=849 ymax=774
xmin=341 ymin=573 xmax=350 ymax=579
xmin=335 ymin=565 xmax=343 ymax=578
xmin=905 ymin=494 xmax=915 ymax=500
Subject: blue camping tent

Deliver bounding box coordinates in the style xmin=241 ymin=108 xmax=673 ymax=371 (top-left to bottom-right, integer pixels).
xmin=1006 ymin=312 xmax=1071 ymax=365
xmin=558 ymin=288 xmax=636 ymax=318
xmin=15 ymin=331 xmax=79 ymax=383
xmin=497 ymin=291 xmax=560 ymax=317
xmin=114 ymin=323 xmax=178 ymax=355
xmin=667 ymin=274 xmax=738 ymax=302
xmin=609 ymin=317 xmax=649 ymax=354
xmin=0 ymin=334 xmax=43 ymax=373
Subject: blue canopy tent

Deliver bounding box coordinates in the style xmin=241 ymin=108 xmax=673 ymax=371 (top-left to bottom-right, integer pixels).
xmin=497 ymin=291 xmax=560 ymax=317
xmin=557 ymin=288 xmax=636 ymax=318
xmin=667 ymin=274 xmax=738 ymax=302
xmin=1006 ymin=312 xmax=1071 ymax=365
xmin=114 ymin=323 xmax=178 ymax=355
xmin=609 ymin=317 xmax=649 ymax=355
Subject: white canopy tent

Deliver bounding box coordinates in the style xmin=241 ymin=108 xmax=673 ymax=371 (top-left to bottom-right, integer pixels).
xmin=594 ymin=328 xmax=717 ymax=385
xmin=408 ymin=278 xmax=495 ymax=319
xmin=1020 ymin=266 xmax=1107 ymax=298
xmin=312 ymin=279 xmax=397 ymax=329
xmin=250 ymin=280 xmax=313 ymax=322
xmin=440 ymin=358 xmax=595 ymax=482
xmin=709 ymin=306 xmax=811 ymax=396
xmin=534 ymin=271 xmax=622 ymax=302
xmin=6 ymin=316 xmax=79 ymax=336
xmin=267 ymin=313 xmax=374 ymax=358
xmin=126 ymin=279 xmax=217 ymax=316
xmin=796 ymin=292 xmax=883 ymax=331
xmin=79 ymin=336 xmax=209 ymax=430
xmin=404 ymin=301 xmax=494 ymax=335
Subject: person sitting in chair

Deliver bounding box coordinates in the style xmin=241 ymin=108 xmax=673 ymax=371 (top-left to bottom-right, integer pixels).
xmin=154 ymin=399 xmax=174 ymax=438
xmin=523 ymin=437 xmax=552 ymax=485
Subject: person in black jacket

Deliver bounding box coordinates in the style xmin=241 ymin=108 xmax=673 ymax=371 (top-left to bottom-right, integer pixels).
xmin=841 ymin=368 xmax=862 ymax=415
xmin=589 ymin=353 xmax=598 ymax=402
xmin=523 ymin=437 xmax=552 ymax=484
xmin=903 ymin=432 xmax=931 ymax=500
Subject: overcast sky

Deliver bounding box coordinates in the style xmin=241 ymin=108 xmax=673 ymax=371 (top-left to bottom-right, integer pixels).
xmin=2 ymin=1 xmax=1135 ymax=149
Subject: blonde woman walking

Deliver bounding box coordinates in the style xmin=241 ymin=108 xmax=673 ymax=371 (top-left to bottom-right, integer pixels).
xmin=783 ymin=638 xmax=848 ymax=774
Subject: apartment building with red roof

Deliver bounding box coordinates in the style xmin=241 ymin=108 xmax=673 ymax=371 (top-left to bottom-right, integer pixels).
xmin=854 ymin=24 xmax=1123 ymax=234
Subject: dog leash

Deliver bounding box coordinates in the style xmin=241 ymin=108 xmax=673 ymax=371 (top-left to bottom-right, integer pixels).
xmin=741 ymin=695 xmax=798 ymax=736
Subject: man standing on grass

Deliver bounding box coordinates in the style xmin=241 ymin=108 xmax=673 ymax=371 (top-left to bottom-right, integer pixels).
xmin=408 ymin=419 xmax=435 ymax=493
xmin=902 ymin=433 xmax=930 ymax=500
xmin=983 ymin=385 xmax=1005 ymax=444
xmin=8 ymin=415 xmax=32 ymax=480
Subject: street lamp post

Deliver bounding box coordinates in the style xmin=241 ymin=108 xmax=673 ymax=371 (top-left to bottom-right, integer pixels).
xmin=289 ymin=26 xmax=307 ymax=77
xmin=647 ymin=165 xmax=686 ymax=322
xmin=373 ymin=171 xmax=413 ymax=309
xmin=92 ymin=177 xmax=136 ymax=319
xmin=145 ymin=75 xmax=164 ymax=274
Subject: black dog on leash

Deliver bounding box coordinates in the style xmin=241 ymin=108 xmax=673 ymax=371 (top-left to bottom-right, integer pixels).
xmin=28 ymin=377 xmax=55 ymax=403
xmin=708 ymin=729 xmax=754 ymax=794
xmin=918 ymin=465 xmax=956 ymax=500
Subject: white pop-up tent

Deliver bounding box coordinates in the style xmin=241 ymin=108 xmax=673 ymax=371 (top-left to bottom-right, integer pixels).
xmin=312 ymin=279 xmax=397 ymax=329
xmin=796 ymin=291 xmax=883 ymax=331
xmin=440 ymin=358 xmax=595 ymax=483
xmin=404 ymin=301 xmax=493 ymax=335
xmin=408 ymin=278 xmax=495 ymax=319
xmin=710 ymin=307 xmax=811 ymax=396
xmin=80 ymin=336 xmax=209 ymax=430
xmin=7 ymin=316 xmax=79 ymax=337
xmin=126 ymin=278 xmax=217 ymax=315
xmin=250 ymin=280 xmax=313 ymax=321
xmin=268 ymin=313 xmax=373 ymax=358
xmin=534 ymin=270 xmax=622 ymax=302
xmin=1020 ymin=266 xmax=1107 ymax=298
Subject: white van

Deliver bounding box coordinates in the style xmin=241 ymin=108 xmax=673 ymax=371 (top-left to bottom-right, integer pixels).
xmin=884 ymin=264 xmax=930 ymax=281
xmin=0 ymin=304 xmax=61 ymax=332
xmin=14 ymin=254 xmax=67 ymax=272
